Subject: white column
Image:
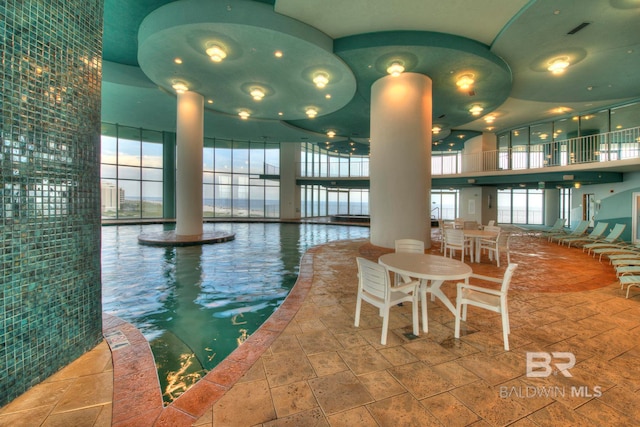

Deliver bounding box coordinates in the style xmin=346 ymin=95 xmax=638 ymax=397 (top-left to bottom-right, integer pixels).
xmin=280 ymin=142 xmax=301 ymax=219
xmin=175 ymin=91 xmax=204 ymax=236
xmin=370 ymin=73 xmax=432 ymax=249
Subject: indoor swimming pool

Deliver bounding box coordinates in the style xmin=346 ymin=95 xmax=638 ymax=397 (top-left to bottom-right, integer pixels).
xmin=101 ymin=222 xmax=369 ymax=403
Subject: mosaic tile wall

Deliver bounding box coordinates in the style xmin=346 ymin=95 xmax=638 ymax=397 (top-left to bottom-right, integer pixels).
xmin=0 ymin=0 xmax=104 ymax=406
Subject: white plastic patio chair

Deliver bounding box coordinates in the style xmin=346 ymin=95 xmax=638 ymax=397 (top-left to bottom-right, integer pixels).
xmin=444 ymin=228 xmax=472 ymax=262
xmin=479 ymin=231 xmax=511 ymax=267
xmin=354 ymin=257 xmax=419 ymax=345
xmin=454 ymin=264 xmax=518 ymax=351
xmin=394 ymin=239 xmax=425 ymax=285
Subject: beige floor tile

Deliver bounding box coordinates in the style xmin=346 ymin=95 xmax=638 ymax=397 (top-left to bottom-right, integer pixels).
xmin=51 ymin=371 xmax=113 ymax=413
xmin=262 ymin=350 xmax=317 ymax=388
xmin=296 ymin=330 xmax=343 ymax=355
xmin=271 ymin=380 xmax=318 ymax=418
xmin=528 ymin=401 xmax=597 ymax=426
xmin=212 ymin=379 xmax=276 ymax=426
xmin=307 ymin=351 xmax=349 ymax=377
xmin=338 ymin=345 xmax=391 ymax=375
xmin=263 ymin=407 xmax=329 ymax=427
xmin=378 ymin=345 xmax=419 ymax=366
xmin=403 ymin=339 xmax=458 ymax=365
xmin=326 ymin=406 xmax=378 ymax=427
xmin=575 ymin=398 xmax=638 ymax=426
xmin=450 ymin=381 xmax=529 ymax=426
xmin=41 ymin=406 xmax=103 ymax=427
xmin=357 ymin=370 xmax=406 ymax=401
xmin=0 ymin=406 xmax=51 ymax=427
xmin=367 ymin=393 xmax=440 ymax=427
xmin=388 ymin=361 xmax=455 ymax=400
xmin=421 ymin=392 xmax=480 ymax=427
xmin=307 ymin=370 xmax=373 ymax=415
xmin=0 ymin=378 xmax=75 ymax=415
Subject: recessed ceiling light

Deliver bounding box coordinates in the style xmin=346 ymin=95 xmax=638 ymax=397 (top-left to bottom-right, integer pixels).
xmin=207 ymin=99 xmax=213 ymax=104
xmin=325 ymin=94 xmax=331 ymax=99
xmin=171 ymin=81 xmax=188 ymax=93
xmin=432 ymin=126 xmax=441 ymax=134
xmin=313 ymin=72 xmax=329 ymax=88
xmin=250 ymin=87 xmax=265 ymax=101
xmin=327 ymin=130 xmax=336 ymax=138
xmin=278 ymin=112 xmax=283 ymax=116
xmin=206 ymin=45 xmax=227 ymax=62
xmin=238 ymin=110 xmax=250 ymax=120
xmin=174 ymin=58 xmax=183 ymax=64
xmin=305 ymin=107 xmax=318 ymax=118
xmin=386 ymin=61 xmax=404 ymax=76
xmin=469 ymin=105 xmax=483 ymax=116
xmin=274 ymin=50 xmax=283 ymax=58
xmin=484 ymin=115 xmax=495 ymax=123
xmin=456 ymin=74 xmax=475 ymax=91
xmin=547 ymin=57 xmax=570 ymax=75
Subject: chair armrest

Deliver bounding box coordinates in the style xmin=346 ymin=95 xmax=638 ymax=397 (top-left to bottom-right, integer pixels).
xmin=393 ymin=281 xmax=419 ymax=292
xmin=468 ymin=273 xmax=502 ymax=283
xmin=456 ymin=282 xmax=503 ymax=296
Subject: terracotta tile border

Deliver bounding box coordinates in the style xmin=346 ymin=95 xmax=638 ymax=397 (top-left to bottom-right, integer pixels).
xmin=104 ymin=246 xmax=320 ymax=427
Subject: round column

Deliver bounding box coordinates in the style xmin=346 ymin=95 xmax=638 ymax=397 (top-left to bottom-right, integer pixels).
xmin=370 ymin=73 xmax=432 ymax=249
xmin=176 ymin=91 xmax=204 ymax=236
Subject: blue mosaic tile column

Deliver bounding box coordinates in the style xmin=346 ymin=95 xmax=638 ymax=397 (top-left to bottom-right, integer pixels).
xmin=0 ymin=0 xmax=104 ymax=406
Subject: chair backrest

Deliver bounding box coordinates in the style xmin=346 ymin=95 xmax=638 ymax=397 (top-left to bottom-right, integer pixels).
xmin=463 ymin=221 xmax=479 ymax=230
xmin=500 ymin=263 xmax=519 ymax=293
xmin=571 ymin=220 xmax=590 ymax=235
xmin=587 ymin=222 xmax=609 ymax=238
xmin=445 ymin=228 xmax=465 ymax=246
xmin=497 ymin=232 xmax=511 ymax=249
xmin=603 ymin=224 xmax=626 ymax=242
xmin=395 ymin=239 xmax=425 ymax=254
xmin=487 ymin=220 xmax=495 ymax=227
xmin=356 ymin=257 xmax=388 ymax=300
xmin=548 ymin=218 xmax=566 ymax=232
xmin=484 ymin=225 xmax=501 ymax=234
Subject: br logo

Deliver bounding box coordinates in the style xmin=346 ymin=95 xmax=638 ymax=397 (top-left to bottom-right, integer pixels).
xmin=526 ymin=352 xmax=576 ymax=377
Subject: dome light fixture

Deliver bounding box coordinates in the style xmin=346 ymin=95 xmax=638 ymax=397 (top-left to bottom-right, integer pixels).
xmin=238 ymin=110 xmax=250 ymax=120
xmin=484 ymin=115 xmax=495 ymax=124
xmin=250 ymin=87 xmax=265 ymax=101
xmin=456 ymin=74 xmax=475 ymax=90
xmin=386 ymin=61 xmax=405 ymax=77
xmin=326 ymin=130 xmax=336 ymax=138
xmin=547 ymin=57 xmax=570 ymax=75
xmin=172 ymin=81 xmax=188 ymax=94
xmin=432 ymin=126 xmax=441 ymax=135
xmin=313 ymin=72 xmax=329 ymax=88
xmin=305 ymin=107 xmax=318 ymax=118
xmin=469 ymin=105 xmax=484 ymax=116
xmin=206 ymin=45 xmax=227 ymax=62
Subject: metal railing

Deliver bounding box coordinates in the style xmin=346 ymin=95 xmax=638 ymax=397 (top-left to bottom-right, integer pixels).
xmin=457 ymin=126 xmax=640 ymax=174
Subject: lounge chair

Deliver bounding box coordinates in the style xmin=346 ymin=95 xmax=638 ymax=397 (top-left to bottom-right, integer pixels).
xmin=548 ymin=220 xmax=589 ymax=244
xmin=538 ymin=218 xmax=566 ymax=238
xmin=560 ymin=222 xmax=608 ymax=247
xmin=581 ymin=224 xmax=626 ymax=254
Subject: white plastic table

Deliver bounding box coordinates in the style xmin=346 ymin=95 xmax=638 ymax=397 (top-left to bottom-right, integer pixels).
xmin=379 ymin=253 xmax=472 ymax=332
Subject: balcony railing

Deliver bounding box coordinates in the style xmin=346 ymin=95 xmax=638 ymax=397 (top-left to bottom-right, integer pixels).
xmin=456 ymin=126 xmax=640 ymax=175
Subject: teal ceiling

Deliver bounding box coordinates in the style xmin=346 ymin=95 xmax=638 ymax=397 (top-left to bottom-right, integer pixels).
xmin=102 ymin=0 xmax=640 ymax=154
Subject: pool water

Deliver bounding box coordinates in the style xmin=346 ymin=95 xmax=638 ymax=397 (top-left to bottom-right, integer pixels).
xmin=101 ymin=222 xmax=369 ymax=403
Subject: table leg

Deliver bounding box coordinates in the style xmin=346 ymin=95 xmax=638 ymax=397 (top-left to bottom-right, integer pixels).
xmin=425 ymin=280 xmax=457 ymax=316
xmin=419 ymin=280 xmax=428 ymax=332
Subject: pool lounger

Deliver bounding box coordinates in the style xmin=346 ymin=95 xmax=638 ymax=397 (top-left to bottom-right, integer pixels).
xmin=619 ymin=275 xmax=640 ymax=298
xmin=615 ymin=266 xmax=640 ymax=277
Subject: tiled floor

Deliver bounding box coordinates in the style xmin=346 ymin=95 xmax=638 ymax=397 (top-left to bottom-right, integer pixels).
xmin=2 ymin=228 xmax=640 ymax=426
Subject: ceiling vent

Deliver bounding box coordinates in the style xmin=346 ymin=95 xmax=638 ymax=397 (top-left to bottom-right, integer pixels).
xmin=567 ymin=22 xmax=590 ymax=35
xmin=467 ymin=90 xmax=476 ymax=96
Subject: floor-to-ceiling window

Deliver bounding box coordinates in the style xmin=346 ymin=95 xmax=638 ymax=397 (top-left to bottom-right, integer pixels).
xmin=203 ymin=138 xmax=280 ymax=218
xmin=100 ymin=123 xmax=164 ymax=219
xmin=497 ymin=188 xmax=544 ymax=225
xmin=431 ymin=189 xmax=459 ymax=220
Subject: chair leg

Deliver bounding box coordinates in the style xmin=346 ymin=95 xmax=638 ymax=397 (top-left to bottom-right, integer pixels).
xmin=412 ymin=293 xmax=420 ymax=336
xmin=380 ymin=306 xmax=390 ymax=345
xmin=496 ymin=248 xmax=500 ymax=267
xmin=501 ymin=305 xmax=510 ymax=351
xmin=454 ymin=297 xmax=462 ymax=339
xmin=354 ymin=295 xmax=362 ymax=327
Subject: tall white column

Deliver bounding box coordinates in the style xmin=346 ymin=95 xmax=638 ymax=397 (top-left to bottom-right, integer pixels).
xmin=370 ymin=73 xmax=432 ymax=249
xmin=175 ymin=91 xmax=204 ymax=236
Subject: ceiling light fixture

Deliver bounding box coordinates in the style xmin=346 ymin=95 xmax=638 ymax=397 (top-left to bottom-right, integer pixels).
xmin=456 ymin=74 xmax=475 ymax=90
xmin=484 ymin=115 xmax=495 ymax=123
xmin=238 ymin=110 xmax=250 ymax=120
xmin=547 ymin=57 xmax=570 ymax=75
xmin=305 ymin=107 xmax=318 ymax=118
xmin=274 ymin=50 xmax=283 ymax=58
xmin=386 ymin=61 xmax=405 ymax=77
xmin=206 ymin=45 xmax=227 ymax=62
xmin=469 ymin=105 xmax=483 ymax=116
xmin=326 ymin=130 xmax=336 ymax=138
xmin=250 ymin=87 xmax=265 ymax=101
xmin=313 ymin=73 xmax=329 ymax=88
xmin=174 ymin=58 xmax=183 ymax=64
xmin=171 ymin=81 xmax=188 ymax=93
xmin=432 ymin=126 xmax=441 ymax=134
